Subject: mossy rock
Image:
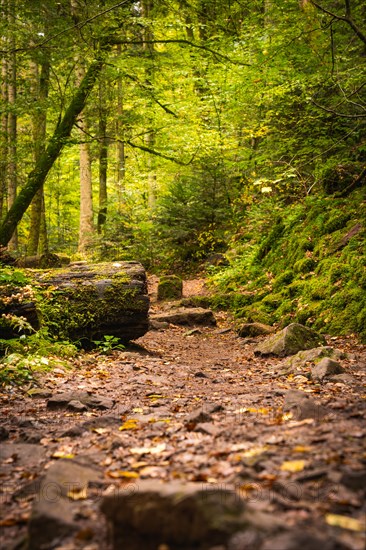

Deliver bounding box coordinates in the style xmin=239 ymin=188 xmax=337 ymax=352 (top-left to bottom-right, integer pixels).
xmin=293 ymin=257 xmax=316 ymax=274
xmin=254 ymin=323 xmax=326 ymax=357
xmin=34 ymin=261 xmax=149 ymax=345
xmin=157 ymin=275 xmax=183 ymax=301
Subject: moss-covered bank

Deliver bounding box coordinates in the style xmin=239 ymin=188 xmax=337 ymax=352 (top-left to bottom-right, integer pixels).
xmin=210 ymin=188 xmax=366 ymax=342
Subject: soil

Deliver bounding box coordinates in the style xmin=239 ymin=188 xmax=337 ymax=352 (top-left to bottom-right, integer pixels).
xmin=0 ymin=278 xmax=365 ymax=550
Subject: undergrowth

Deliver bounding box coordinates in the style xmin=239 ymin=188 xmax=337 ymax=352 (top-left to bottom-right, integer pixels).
xmin=209 ymin=188 xmax=366 ymax=342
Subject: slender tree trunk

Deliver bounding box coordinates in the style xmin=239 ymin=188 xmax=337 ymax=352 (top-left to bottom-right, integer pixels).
xmin=75 ymin=61 xmax=94 ymax=254
xmin=0 ymin=0 xmax=8 ymax=222
xmin=97 ymin=77 xmax=108 ymax=234
xmin=28 ymin=57 xmax=50 ymax=255
xmin=116 ymin=44 xmax=125 ymax=209
xmin=0 ymin=54 xmax=105 ymax=246
xmin=7 ymin=0 xmax=17 ymax=250
xmin=141 ymin=0 xmax=156 ymax=208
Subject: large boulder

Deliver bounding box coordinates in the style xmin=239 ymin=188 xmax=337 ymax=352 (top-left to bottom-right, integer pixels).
xmin=254 ymin=323 xmax=326 ymax=357
xmin=100 ymin=480 xmax=279 ymax=550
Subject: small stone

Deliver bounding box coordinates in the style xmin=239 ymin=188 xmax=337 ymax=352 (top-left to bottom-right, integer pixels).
xmin=149 ymin=320 xmax=170 ymax=331
xmin=328 ymin=373 xmax=354 ymax=384
xmin=157 ymin=275 xmax=183 ymax=300
xmin=283 ymin=390 xmax=326 ymax=421
xmin=151 ymin=308 xmax=216 ymax=327
xmin=194 ymin=423 xmax=220 ymax=436
xmin=47 ymin=392 xmax=114 ymax=410
xmin=67 ymin=400 xmax=88 ymax=412
xmin=261 ymin=530 xmax=338 ymax=550
xmin=194 ymin=371 xmax=207 ymax=378
xmin=237 ymin=323 xmax=274 ymax=338
xmin=185 ymin=407 xmax=213 ymax=426
xmin=340 ymin=469 xmax=366 ymax=492
xmin=255 ymin=323 xmax=326 ymax=357
xmin=311 ymin=357 xmax=344 ymax=381
xmin=0 ymin=426 xmax=9 ymax=441
xmin=18 ymin=430 xmax=42 ymax=444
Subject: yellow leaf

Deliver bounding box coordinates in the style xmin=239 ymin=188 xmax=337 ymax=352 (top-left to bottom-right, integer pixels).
xmin=325 ymin=514 xmax=365 ymax=532
xmin=241 ymin=446 xmax=268 ymax=458
xmin=52 ymin=451 xmax=75 ymax=459
xmin=280 ymin=460 xmax=307 ymax=473
xmin=107 ymin=470 xmax=139 ymax=479
xmin=132 ymin=407 xmax=144 ymax=413
xmin=292 ymin=445 xmax=312 ymax=453
xmin=67 ymin=486 xmax=87 ymax=500
xmin=119 ymin=419 xmax=139 ymax=431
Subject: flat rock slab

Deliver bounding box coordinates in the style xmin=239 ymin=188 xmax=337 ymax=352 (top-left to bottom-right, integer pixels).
xmin=237 ymin=322 xmax=274 ymax=338
xmin=255 ymin=323 xmax=326 ymax=357
xmin=151 ymin=308 xmax=216 ymax=327
xmin=28 ymin=460 xmax=102 ymax=550
xmin=283 ymin=390 xmax=327 ymax=421
xmin=0 ymin=443 xmax=46 ymax=467
xmin=311 ymin=357 xmax=344 ymax=381
xmin=282 ymin=346 xmax=347 ymax=373
xmin=101 ymin=480 xmax=277 ymax=550
xmin=47 ymin=391 xmax=114 ymax=410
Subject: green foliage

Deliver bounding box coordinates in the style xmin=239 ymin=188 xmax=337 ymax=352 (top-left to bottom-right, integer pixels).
xmin=0 ymin=269 xmax=29 ymax=286
xmin=210 ymin=188 xmax=366 ymax=342
xmin=92 ymin=335 xmax=125 ymax=354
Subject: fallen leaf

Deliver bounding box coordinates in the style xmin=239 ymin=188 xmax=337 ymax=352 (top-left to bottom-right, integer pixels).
xmin=119 ymin=419 xmax=139 ymax=431
xmin=52 ymin=451 xmax=75 ymax=459
xmin=67 ymin=486 xmax=87 ymax=500
xmin=129 ymin=443 xmax=167 ymax=455
xmin=106 ymin=470 xmax=139 ymax=479
xmin=280 ymin=460 xmax=307 ymax=473
xmin=325 ymin=514 xmax=365 ymax=532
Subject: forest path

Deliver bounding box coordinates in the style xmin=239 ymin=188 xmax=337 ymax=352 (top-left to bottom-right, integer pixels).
xmin=0 ymin=277 xmax=365 ymax=550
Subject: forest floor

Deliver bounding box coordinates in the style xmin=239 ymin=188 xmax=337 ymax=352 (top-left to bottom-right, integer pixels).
xmin=0 ymin=277 xmax=365 ymax=550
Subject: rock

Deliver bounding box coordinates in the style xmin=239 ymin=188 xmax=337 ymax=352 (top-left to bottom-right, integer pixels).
xmin=149 ymin=319 xmax=170 ymax=331
xmin=35 ymin=261 xmax=149 ymax=344
xmin=0 ymin=443 xmax=46 ymax=465
xmin=261 ymin=530 xmax=341 ymax=550
xmin=27 ymin=388 xmax=53 ymax=398
xmin=328 ymin=373 xmax=355 ymax=384
xmin=185 ymin=407 xmax=213 ymax=427
xmin=283 ymin=390 xmax=326 ymax=421
xmin=100 ymin=480 xmax=253 ymax=550
xmin=18 ymin=430 xmax=42 ymax=444
xmin=28 ymin=494 xmax=78 ymax=550
xmin=237 ymin=323 xmax=274 ymax=338
xmin=254 ymin=323 xmax=326 ymax=357
xmin=67 ymin=399 xmax=88 ymax=412
xmin=0 ymin=426 xmax=9 ymax=441
xmin=340 ymin=469 xmax=366 ymax=492
xmin=151 ymin=308 xmax=216 ymax=327
xmin=311 ymin=357 xmax=344 ymax=381
xmin=157 ymin=275 xmax=183 ymax=300
xmin=28 ymin=460 xmax=101 ymax=550
xmin=282 ymin=346 xmax=347 ymax=372
xmin=195 ymin=423 xmax=220 ymax=436
xmin=47 ymin=391 xmax=114 ymax=410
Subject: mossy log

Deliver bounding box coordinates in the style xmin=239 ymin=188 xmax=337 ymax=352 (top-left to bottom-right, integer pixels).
xmin=1 ymin=261 xmax=149 ymax=345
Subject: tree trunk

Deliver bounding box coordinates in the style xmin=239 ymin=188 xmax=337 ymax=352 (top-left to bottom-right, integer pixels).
xmin=28 ymin=57 xmax=50 ymax=255
xmin=7 ymin=0 xmax=17 ymax=250
xmin=0 ymin=0 xmax=8 ymax=223
xmin=98 ymin=76 xmax=108 ymax=234
xmin=0 ymin=54 xmax=106 ymax=247
xmin=116 ymin=44 xmax=125 ymax=207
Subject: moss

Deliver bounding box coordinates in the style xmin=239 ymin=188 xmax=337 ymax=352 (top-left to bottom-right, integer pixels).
xmin=293 ymin=257 xmax=316 ymax=274
xmin=157 ymin=275 xmax=183 ymax=300
xmin=273 ymin=270 xmax=294 ymax=289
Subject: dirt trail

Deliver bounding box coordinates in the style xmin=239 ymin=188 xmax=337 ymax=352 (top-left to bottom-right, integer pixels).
xmin=0 ymin=279 xmax=365 ymax=549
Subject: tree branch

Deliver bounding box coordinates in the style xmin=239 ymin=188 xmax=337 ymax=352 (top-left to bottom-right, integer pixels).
xmin=310 ymin=0 xmax=366 ymax=45
xmin=311 ymin=98 xmax=366 ymax=118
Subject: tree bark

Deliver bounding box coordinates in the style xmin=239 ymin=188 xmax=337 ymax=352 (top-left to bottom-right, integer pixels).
xmin=0 ymin=54 xmax=106 ymax=247
xmin=0 ymin=0 xmax=8 ymax=223
xmin=28 ymin=57 xmax=50 ymax=255
xmin=98 ymin=76 xmax=108 ymax=234
xmin=7 ymin=0 xmax=17 ymax=250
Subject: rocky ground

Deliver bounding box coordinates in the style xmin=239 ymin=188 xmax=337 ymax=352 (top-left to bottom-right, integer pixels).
xmin=0 ymin=278 xmax=365 ymax=550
